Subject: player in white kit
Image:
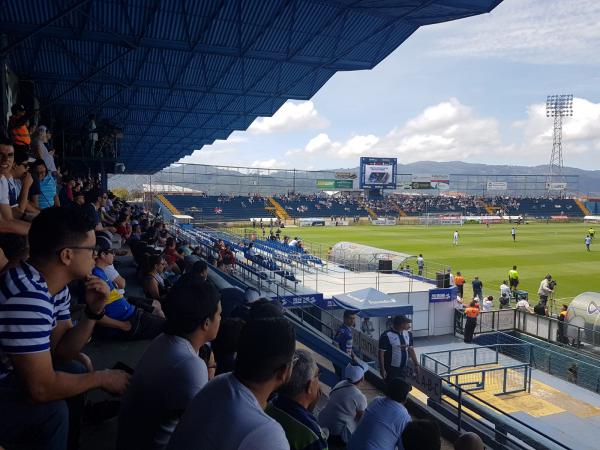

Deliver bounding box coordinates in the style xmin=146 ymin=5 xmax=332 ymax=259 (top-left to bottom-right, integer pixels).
xmin=453 ymin=230 xmax=459 ymax=245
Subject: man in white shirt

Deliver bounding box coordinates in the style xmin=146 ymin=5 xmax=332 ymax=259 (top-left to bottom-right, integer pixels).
xmin=31 ymin=125 xmax=57 ymax=176
xmin=168 ymin=317 xmax=295 ymax=450
xmin=453 ymin=230 xmax=459 ymax=245
xmin=416 ymin=254 xmax=424 ymax=276
xmin=0 ymin=139 xmax=30 ymax=235
xmin=104 ymin=263 xmax=126 ymax=296
xmin=500 ymin=281 xmax=511 ymax=300
xmin=482 ymin=296 xmax=494 ymax=312
xmin=318 ymin=362 xmax=368 ymax=445
xmin=8 ymin=147 xmax=36 ymax=219
xmin=537 ymin=275 xmax=554 ymax=304
xmin=516 ymin=298 xmax=532 ymax=312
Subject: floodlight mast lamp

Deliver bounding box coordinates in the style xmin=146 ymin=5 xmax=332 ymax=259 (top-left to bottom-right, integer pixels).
xmin=545 ymin=94 xmax=573 ymax=196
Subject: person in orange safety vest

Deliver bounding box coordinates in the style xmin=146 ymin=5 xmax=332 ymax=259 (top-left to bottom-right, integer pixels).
xmin=8 ymin=104 xmax=35 ymax=151
xmin=463 ymin=300 xmax=480 ymax=343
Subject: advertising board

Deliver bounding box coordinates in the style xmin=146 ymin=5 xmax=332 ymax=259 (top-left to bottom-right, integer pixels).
xmin=359 ymin=157 xmax=397 ymax=189
xmin=316 ymin=179 xmax=354 ymax=189
xmin=546 ymin=182 xmax=567 ymax=190
xmin=486 ymin=181 xmax=508 ymax=191
xmin=335 ymin=172 xmax=357 ymax=180
xmin=411 ymin=174 xmax=450 ymax=190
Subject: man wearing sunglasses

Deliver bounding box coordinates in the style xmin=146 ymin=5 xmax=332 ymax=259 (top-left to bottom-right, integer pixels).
xmin=0 ymin=207 xmax=130 ymax=449
xmin=0 ymin=137 xmax=31 ymax=235
xmin=9 ymin=146 xmax=37 ymax=219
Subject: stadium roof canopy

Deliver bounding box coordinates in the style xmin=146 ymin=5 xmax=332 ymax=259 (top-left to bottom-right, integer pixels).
xmin=0 ymin=0 xmax=502 ymax=174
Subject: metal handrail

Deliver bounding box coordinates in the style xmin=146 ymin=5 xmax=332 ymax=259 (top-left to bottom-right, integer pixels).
xmin=441 ymin=378 xmax=571 ymax=450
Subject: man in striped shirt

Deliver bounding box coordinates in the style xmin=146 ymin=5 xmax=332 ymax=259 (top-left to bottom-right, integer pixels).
xmin=378 ymin=315 xmax=419 ymax=383
xmin=0 ymin=207 xmax=130 ymax=449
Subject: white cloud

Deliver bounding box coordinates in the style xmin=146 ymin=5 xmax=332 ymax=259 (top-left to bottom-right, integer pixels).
xmin=428 ymin=0 xmax=600 ymax=65
xmin=250 ymin=158 xmax=287 ymax=169
xmin=338 ymin=134 xmax=380 ymax=157
xmin=287 ymin=98 xmax=500 ymax=164
xmin=248 ymin=101 xmax=329 ymax=134
xmin=177 ymin=145 xmax=238 ymax=166
xmin=513 ymin=97 xmax=600 ymax=161
xmin=177 ymin=97 xmax=600 ymax=171
xmin=305 ymin=133 xmax=337 ymax=153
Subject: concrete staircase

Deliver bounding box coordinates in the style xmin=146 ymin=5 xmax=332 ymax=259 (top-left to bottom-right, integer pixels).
xmin=156 ymin=194 xmax=180 ymax=215
xmin=575 ymin=198 xmax=590 ymax=216
xmin=267 ymin=197 xmax=290 ymax=220
xmin=365 ymin=205 xmax=377 ymax=219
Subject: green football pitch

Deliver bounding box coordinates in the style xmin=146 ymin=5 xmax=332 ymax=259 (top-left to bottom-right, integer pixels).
xmin=290 ymin=223 xmax=599 ymax=303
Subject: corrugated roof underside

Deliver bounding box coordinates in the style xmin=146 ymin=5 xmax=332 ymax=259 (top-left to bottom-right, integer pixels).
xmin=0 ymin=0 xmax=502 ymax=173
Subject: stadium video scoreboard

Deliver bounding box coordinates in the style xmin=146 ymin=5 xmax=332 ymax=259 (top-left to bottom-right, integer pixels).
xmin=359 ymin=157 xmax=397 ymax=189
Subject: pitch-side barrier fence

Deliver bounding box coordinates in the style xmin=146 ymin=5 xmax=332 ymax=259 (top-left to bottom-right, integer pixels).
xmin=455 ymin=309 xmax=600 ymax=393
xmin=422 ymin=345 xmax=532 ymax=396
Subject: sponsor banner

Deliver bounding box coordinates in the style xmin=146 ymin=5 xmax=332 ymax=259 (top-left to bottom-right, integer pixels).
xmin=335 ymin=172 xmax=357 ymax=180
xmin=546 ymin=182 xmax=567 ymax=190
xmin=360 ymin=157 xmax=397 ymax=189
xmin=403 ymin=175 xmax=450 ymax=190
xmin=316 ymin=179 xmax=354 ymax=189
xmin=278 ymin=293 xmax=325 ymax=308
xmin=372 ymin=218 xmax=396 ymax=225
xmin=429 ymin=287 xmax=456 ymax=303
xmin=487 ymin=181 xmax=507 ymax=191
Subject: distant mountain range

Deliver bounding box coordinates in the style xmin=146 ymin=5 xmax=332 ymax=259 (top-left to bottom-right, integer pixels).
xmin=109 ymin=161 xmax=600 ymax=196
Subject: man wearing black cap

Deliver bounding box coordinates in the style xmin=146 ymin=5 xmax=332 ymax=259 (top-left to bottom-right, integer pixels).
xmin=118 ymin=281 xmax=222 ymax=450
xmin=378 ymin=315 xmax=419 ymax=382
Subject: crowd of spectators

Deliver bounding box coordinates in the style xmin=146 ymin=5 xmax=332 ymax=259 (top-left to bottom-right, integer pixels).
xmin=0 ymin=105 xmax=489 ymax=450
xmin=365 ymin=195 xmax=485 ymax=217
xmin=275 ymin=193 xmax=364 ymax=217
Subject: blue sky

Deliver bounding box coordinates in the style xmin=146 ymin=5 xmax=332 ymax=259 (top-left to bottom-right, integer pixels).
xmin=177 ymin=0 xmax=600 ymax=171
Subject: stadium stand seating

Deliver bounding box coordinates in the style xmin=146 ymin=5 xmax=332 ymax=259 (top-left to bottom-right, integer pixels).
xmin=488 ymin=197 xmax=584 ymax=217
xmin=161 ymin=193 xmax=586 ymax=221
xmin=584 ymin=200 xmax=600 ymax=215
xmin=164 ymin=194 xmax=271 ymax=221
xmin=274 ymin=195 xmax=366 ymax=218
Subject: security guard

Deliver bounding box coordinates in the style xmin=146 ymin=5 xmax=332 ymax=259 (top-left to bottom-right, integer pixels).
xmin=463 ymin=300 xmax=480 ymax=343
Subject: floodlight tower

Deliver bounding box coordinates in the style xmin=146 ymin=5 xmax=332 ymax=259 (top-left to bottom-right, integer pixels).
xmin=545 ymin=94 xmax=573 ymax=195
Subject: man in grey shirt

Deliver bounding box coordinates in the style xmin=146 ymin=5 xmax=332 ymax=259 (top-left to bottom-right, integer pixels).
xmin=117 ymin=281 xmax=222 ymax=450
xmin=168 ymin=317 xmax=296 ymax=450
xmin=318 ymin=361 xmax=368 ymax=445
